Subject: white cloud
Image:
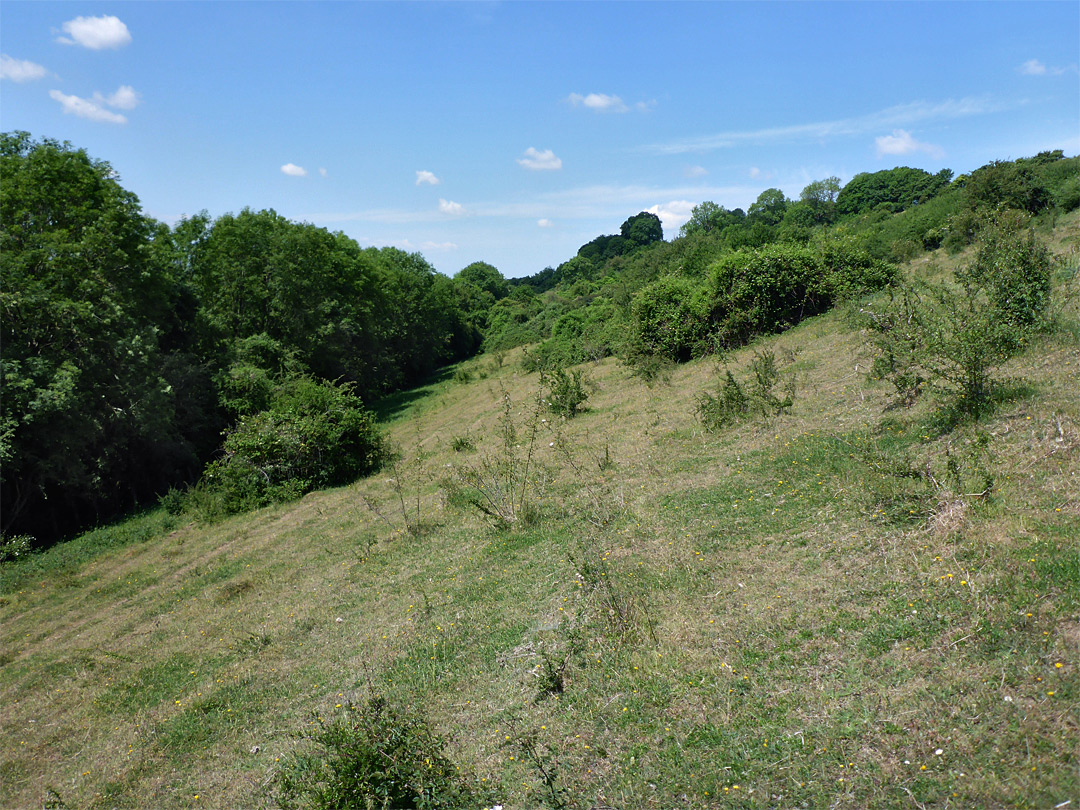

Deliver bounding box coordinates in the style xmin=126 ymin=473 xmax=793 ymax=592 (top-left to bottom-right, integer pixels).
xmin=93 ymin=85 xmax=140 ymax=110
xmin=319 ymin=168 xmax=328 ymax=178
xmin=439 ymin=198 xmax=464 ymax=215
xmin=49 ymin=89 xmax=127 ymax=124
xmin=1019 ymin=59 xmax=1048 ymax=76
xmin=684 ymin=165 xmax=708 ymax=179
xmin=874 ymin=129 xmax=944 ymax=159
xmin=0 ymin=55 xmax=49 ymax=82
xmin=568 ymin=92 xmax=629 ymax=113
xmin=537 ymin=219 xmax=554 ymax=228
xmin=281 ymin=163 xmax=308 ymax=177
xmin=748 ymin=167 xmax=761 ymax=179
xmin=645 ymin=200 xmax=696 ymax=235
xmin=420 ymin=241 xmax=458 ymax=251
xmin=415 ymin=170 xmax=440 ymax=186
xmin=568 ymin=92 xmax=654 ymax=114
xmin=517 ymin=147 xmax=562 ymax=171
xmin=57 ymin=15 xmax=132 ymax=50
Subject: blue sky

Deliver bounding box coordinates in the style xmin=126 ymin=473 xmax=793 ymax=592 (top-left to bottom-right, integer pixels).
xmin=2 ymin=2 xmax=1078 ymax=278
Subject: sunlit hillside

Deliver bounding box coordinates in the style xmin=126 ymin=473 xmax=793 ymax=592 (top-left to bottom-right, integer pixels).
xmin=2 ymin=217 xmax=1077 ymax=810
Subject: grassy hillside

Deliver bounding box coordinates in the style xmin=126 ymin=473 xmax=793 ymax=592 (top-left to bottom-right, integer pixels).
xmin=2 ymin=218 xmax=1078 ymax=809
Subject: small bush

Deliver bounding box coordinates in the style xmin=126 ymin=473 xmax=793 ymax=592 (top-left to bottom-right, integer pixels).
xmin=543 ymin=366 xmax=589 ymax=419
xmin=445 ymin=391 xmax=545 ymax=529
xmin=450 ymin=435 xmax=475 ymax=453
xmin=697 ymin=350 xmax=794 ymax=430
xmin=276 ymin=695 xmax=492 ymax=810
xmin=696 ymin=370 xmax=749 ymax=430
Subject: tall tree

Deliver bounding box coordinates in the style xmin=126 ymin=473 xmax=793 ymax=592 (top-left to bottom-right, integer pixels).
xmin=1 ymin=133 xmax=191 ymax=540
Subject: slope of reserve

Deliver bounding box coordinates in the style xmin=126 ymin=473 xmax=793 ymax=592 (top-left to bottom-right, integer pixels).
xmin=2 ymin=219 xmax=1077 ymax=809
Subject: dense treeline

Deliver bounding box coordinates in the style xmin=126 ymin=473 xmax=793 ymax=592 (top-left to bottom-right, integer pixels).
xmin=2 ymin=130 xmax=1076 ymax=545
xmin=1 ymin=133 xmax=489 ymax=542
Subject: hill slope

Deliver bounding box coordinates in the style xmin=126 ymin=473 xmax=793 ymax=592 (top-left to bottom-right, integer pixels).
xmin=2 ymin=222 xmax=1078 ymax=809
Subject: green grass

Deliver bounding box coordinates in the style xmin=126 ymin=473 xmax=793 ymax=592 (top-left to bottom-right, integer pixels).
xmin=2 ymin=220 xmax=1078 ymax=809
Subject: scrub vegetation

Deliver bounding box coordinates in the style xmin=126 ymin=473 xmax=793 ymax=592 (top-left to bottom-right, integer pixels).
xmin=3 ymin=132 xmax=1078 ymax=808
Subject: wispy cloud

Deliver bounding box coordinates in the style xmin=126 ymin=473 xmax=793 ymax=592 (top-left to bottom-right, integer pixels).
xmin=0 ymin=55 xmax=50 ymax=82
xmin=56 ymin=15 xmax=132 ymax=49
xmin=684 ymin=165 xmax=709 ymax=179
xmin=416 ymin=170 xmax=440 ymax=186
xmin=517 ymin=147 xmax=562 ymax=171
xmin=319 ymin=168 xmax=328 ymax=178
xmin=281 ymin=163 xmax=308 ymax=177
xmin=646 ymin=96 xmax=1004 ymax=154
xmin=49 ymin=89 xmax=128 ymax=124
xmin=306 ymin=182 xmax=765 ymax=230
xmin=1018 ymin=58 xmax=1073 ymax=77
xmin=875 ymin=129 xmax=944 ymax=160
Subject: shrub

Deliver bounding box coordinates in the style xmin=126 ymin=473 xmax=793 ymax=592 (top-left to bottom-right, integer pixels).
xmin=543 ymin=366 xmax=589 ymax=419
xmin=629 ymin=276 xmax=711 ymax=361
xmin=958 ymin=212 xmax=1053 ymax=329
xmin=706 ymin=242 xmax=894 ymax=346
xmin=196 ymin=375 xmax=386 ymax=516
xmin=0 ymin=534 xmax=34 ymax=563
xmin=866 ymin=219 xmax=1053 ymax=417
xmin=276 ymin=695 xmax=492 ymax=810
xmin=697 ymin=350 xmax=794 ymax=430
xmin=696 ymin=370 xmax=749 ymax=430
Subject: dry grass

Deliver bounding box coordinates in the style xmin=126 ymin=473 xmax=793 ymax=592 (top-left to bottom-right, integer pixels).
xmin=2 ymin=216 xmax=1078 ymax=809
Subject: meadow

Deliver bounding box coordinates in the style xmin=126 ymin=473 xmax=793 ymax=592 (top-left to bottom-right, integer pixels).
xmin=2 ymin=221 xmax=1078 ymax=809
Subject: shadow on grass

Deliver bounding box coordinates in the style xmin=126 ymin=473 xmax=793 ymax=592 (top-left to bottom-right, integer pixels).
xmin=370 ymin=366 xmax=457 ymax=423
xmin=918 ymin=377 xmax=1041 ymax=436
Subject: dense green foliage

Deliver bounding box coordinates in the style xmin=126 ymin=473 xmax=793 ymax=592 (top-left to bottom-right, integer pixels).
xmin=3 ymin=129 xmax=1076 ymax=546
xmin=193 ymin=376 xmax=386 ymax=517
xmin=1 ymin=134 xmax=491 ymax=543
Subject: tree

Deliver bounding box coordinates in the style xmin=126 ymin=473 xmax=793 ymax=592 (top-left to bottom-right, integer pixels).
xmin=747 ymin=188 xmax=789 ymax=226
xmin=620 ymin=211 xmax=664 ymax=246
xmin=1 ymin=133 xmax=192 ymax=541
xmin=454 ymin=261 xmax=508 ymax=301
xmin=800 ymin=176 xmax=841 ymax=225
xmin=836 ymin=167 xmax=954 ymax=218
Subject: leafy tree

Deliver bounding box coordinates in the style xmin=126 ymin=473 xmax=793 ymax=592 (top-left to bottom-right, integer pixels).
xmin=620 ymin=211 xmax=664 ymax=246
xmin=836 ymin=167 xmax=953 ymax=218
xmin=1 ymin=132 xmax=194 ymax=541
xmin=964 ymin=160 xmax=1051 ymax=214
xmin=680 ymin=202 xmax=746 ymax=238
xmin=747 ymin=188 xmax=790 ymax=227
xmin=800 ymin=176 xmax=841 ymax=225
xmin=454 ymin=261 xmax=508 ymax=300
